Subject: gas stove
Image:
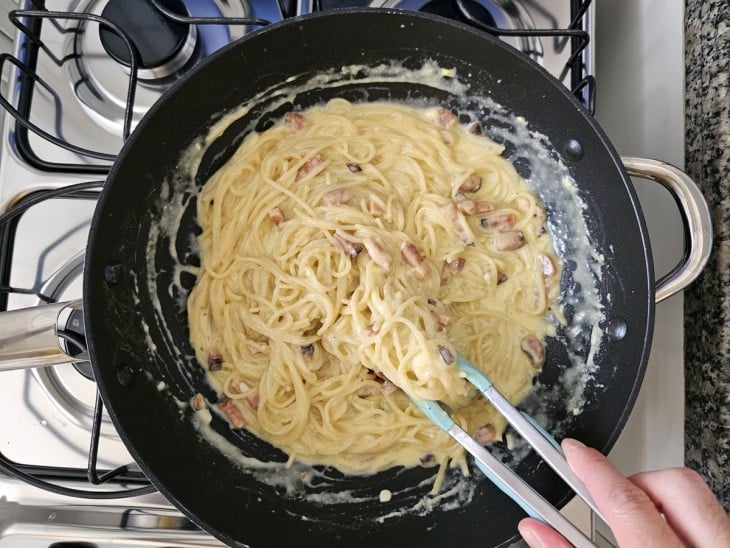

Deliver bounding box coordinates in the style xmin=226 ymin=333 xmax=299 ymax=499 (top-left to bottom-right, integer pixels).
xmin=0 ymin=1 xmax=685 ymax=546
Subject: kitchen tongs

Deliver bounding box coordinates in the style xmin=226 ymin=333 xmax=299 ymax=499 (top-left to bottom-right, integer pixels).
xmin=413 ymin=354 xmax=607 ymax=548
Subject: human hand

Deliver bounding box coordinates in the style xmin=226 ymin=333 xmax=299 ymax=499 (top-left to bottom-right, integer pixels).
xmin=518 ymin=438 xmax=730 ymax=548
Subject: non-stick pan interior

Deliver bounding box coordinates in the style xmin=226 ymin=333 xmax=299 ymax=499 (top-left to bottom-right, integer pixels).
xmin=85 ymin=10 xmax=653 ymax=548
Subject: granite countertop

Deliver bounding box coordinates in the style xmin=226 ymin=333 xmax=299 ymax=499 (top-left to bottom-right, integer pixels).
xmin=683 ymin=0 xmax=729 ymax=511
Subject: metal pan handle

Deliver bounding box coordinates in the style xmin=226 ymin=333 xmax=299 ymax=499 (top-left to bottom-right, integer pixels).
xmin=621 ymin=157 xmax=713 ymax=303
xmin=0 ymin=300 xmax=84 ymax=371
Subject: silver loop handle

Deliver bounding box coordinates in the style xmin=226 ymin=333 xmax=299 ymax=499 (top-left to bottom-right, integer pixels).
xmin=621 ymin=157 xmax=713 ymax=303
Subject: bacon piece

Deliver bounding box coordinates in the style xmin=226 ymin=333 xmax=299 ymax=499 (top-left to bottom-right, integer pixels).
xmin=494 ymin=230 xmax=525 ymax=251
xmin=362 ymin=238 xmax=392 ymax=270
xmin=366 ymin=194 xmax=386 ymax=217
xmin=436 ymin=107 xmax=457 ymax=128
xmin=474 ymin=201 xmax=494 ymax=214
xmin=217 ymin=398 xmax=246 ymax=429
xmin=440 ymin=258 xmax=465 ymax=285
xmin=420 ymin=454 xmax=438 ymax=468
xmin=431 ymin=311 xmax=451 ymax=332
xmin=246 ymin=395 xmax=260 ymax=410
xmin=437 ymin=345 xmax=455 ymax=365
xmin=449 ymin=258 xmax=466 ymax=273
xmin=474 ymin=424 xmax=497 ymax=444
xmin=268 ymin=207 xmax=285 ymax=225
xmin=324 ymin=187 xmax=351 ymax=205
xmin=538 ymin=253 xmax=556 ymax=278
xmin=363 ymin=324 xmax=379 ymax=337
xmin=459 ymin=174 xmax=482 ymax=193
xmin=400 ymin=242 xmax=431 ymax=280
xmin=334 ymin=232 xmax=363 ymax=258
xmin=207 ymin=354 xmax=223 ymax=371
xmin=346 ymin=162 xmax=362 ymax=173
xmin=284 ymin=112 xmax=305 ymax=130
xmin=229 ymin=379 xmax=250 ymax=395
xmin=521 ymin=335 xmax=545 ymax=368
xmin=296 ymin=154 xmax=324 ymax=181
xmin=468 ymin=122 xmax=483 ymax=136
xmin=454 ymin=192 xmax=476 ymax=215
xmin=191 ymin=393 xmax=206 ymax=411
xmin=497 ymin=270 xmax=508 ymax=284
xmin=480 ymin=211 xmax=516 ymax=230
xmin=441 ymin=203 xmax=475 ymax=245
xmin=376 ymin=377 xmax=398 ymax=395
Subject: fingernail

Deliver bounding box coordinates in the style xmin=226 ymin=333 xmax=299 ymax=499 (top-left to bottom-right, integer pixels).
xmin=518 ymin=525 xmax=544 ymax=548
xmin=562 ymin=437 xmax=586 ymax=450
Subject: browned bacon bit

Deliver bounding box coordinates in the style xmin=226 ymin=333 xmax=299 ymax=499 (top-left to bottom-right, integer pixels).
xmin=497 ymin=270 xmax=508 ymax=285
xmin=207 ymin=354 xmax=223 ymax=371
xmin=538 ymin=253 xmax=556 ymax=278
xmin=449 ymin=258 xmax=466 ymax=273
xmin=284 ymin=112 xmax=305 ymax=130
xmin=191 ymin=393 xmax=206 ymax=411
xmin=459 ymin=174 xmax=483 ymax=193
xmin=440 ymin=258 xmax=465 ymax=284
xmin=268 ymin=207 xmax=285 ymax=225
xmin=494 ymin=230 xmax=525 ymax=251
xmin=480 ymin=211 xmax=516 ymax=230
xmin=432 ymin=312 xmax=451 ymax=332
xmin=301 ymin=344 xmax=315 ymax=358
xmin=377 ymin=377 xmax=398 ymax=395
xmin=400 ymin=242 xmax=431 ymax=280
xmin=474 ymin=200 xmax=494 ymax=215
xmin=521 ymin=335 xmax=545 ymax=368
xmin=454 ymin=192 xmax=476 ymax=215
xmin=436 ymin=107 xmax=457 ymax=128
xmin=324 ymin=187 xmax=351 ymax=205
xmin=346 ymin=162 xmax=362 ymax=173
xmin=296 ymin=154 xmax=324 ymax=181
xmin=362 ymin=238 xmax=392 ymax=270
xmin=440 ymin=263 xmax=452 ymax=285
xmin=468 ymin=122 xmax=483 ymax=135
xmin=366 ymin=194 xmax=386 ymax=217
xmin=247 ymin=394 xmax=260 ymax=410
xmin=334 ymin=232 xmax=363 ymax=259
xmin=217 ymin=398 xmax=246 ymax=429
xmin=229 ymin=379 xmax=250 ymax=395
xmin=474 ymin=424 xmax=497 ymax=444
xmin=420 ymin=454 xmax=438 ymax=468
xmin=438 ymin=345 xmax=455 ymax=365
xmin=427 ymin=297 xmax=437 ymax=306
xmin=441 ymin=203 xmax=475 ymax=246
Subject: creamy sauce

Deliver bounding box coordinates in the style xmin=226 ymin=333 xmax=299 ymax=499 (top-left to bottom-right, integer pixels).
xmin=139 ymin=59 xmax=606 ymax=515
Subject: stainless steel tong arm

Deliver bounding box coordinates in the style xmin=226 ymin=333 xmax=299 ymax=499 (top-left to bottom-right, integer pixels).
xmin=456 ymin=355 xmax=608 ymax=523
xmin=413 ymin=398 xmax=596 ymax=548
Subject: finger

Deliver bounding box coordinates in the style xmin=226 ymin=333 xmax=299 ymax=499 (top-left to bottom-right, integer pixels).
xmin=561 ymin=438 xmax=682 ymax=548
xmin=629 ymin=467 xmax=730 ymax=548
xmin=518 ymin=517 xmax=572 ymax=548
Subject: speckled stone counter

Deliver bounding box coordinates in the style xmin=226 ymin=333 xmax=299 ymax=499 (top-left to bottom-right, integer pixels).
xmin=684 ymin=0 xmax=729 ymax=510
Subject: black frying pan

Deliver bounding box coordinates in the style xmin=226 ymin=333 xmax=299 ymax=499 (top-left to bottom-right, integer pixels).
xmin=84 ymin=9 xmax=655 ymax=547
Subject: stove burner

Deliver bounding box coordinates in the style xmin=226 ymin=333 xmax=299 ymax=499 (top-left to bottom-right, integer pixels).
xmin=421 ymin=0 xmax=497 ymax=27
xmin=64 ymin=0 xmax=252 ymax=137
xmin=29 ymin=251 xmax=118 ymax=438
xmin=99 ymin=0 xmax=198 ymax=80
xmin=378 ymin=0 xmax=543 ymax=64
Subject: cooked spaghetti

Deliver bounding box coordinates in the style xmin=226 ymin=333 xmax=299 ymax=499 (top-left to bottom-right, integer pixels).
xmin=187 ymin=99 xmax=560 ymax=478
